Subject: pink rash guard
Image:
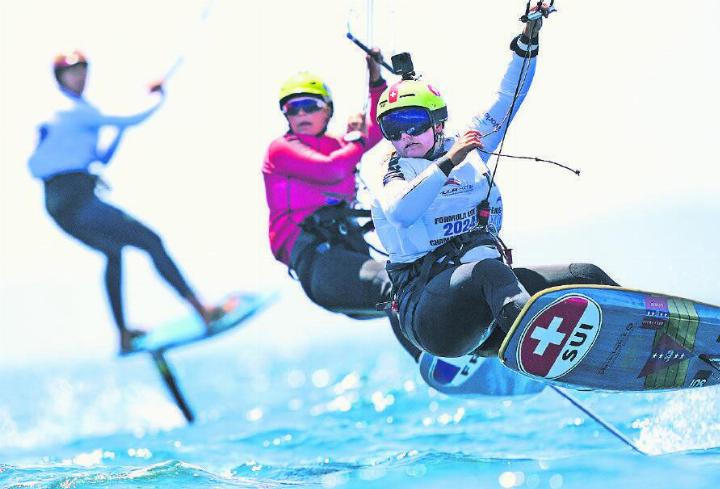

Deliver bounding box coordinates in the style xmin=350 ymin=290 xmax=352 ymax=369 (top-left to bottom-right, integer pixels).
xmin=262 ymin=81 xmax=386 ymax=265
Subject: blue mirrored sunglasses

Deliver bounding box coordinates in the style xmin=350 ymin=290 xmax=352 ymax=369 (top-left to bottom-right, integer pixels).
xmin=379 ymin=107 xmax=433 ymax=141
xmin=282 ymin=97 xmax=327 ymax=116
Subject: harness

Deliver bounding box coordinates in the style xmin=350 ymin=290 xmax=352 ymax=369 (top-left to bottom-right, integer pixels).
xmin=43 ymin=171 xmax=109 ymax=217
xmin=288 ymin=202 xmax=375 ymax=277
xmin=381 ymin=228 xmax=514 ymax=312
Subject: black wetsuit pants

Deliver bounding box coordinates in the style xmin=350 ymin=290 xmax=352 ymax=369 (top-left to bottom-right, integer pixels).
xmin=291 ymin=232 xmax=422 ymax=360
xmin=44 ymin=172 xmax=195 ymax=332
xmin=396 ymin=260 xmax=618 ymax=358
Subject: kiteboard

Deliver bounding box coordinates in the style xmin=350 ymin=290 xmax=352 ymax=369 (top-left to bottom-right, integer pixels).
xmin=123 ymin=290 xmax=278 ymax=423
xmin=130 ymin=291 xmax=278 ymax=353
xmin=419 ymin=352 xmax=545 ymax=397
xmin=499 ymin=285 xmax=720 ymax=392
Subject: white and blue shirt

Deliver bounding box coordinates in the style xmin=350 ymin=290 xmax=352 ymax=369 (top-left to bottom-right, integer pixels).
xmin=28 ymin=87 xmax=163 ymax=180
xmin=372 ymin=51 xmax=536 ymax=264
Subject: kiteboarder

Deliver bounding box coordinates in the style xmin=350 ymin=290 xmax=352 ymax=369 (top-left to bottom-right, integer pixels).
xmin=371 ymin=4 xmax=618 ymax=359
xmin=262 ymin=49 xmax=421 ymax=359
xmin=28 ymin=50 xmax=221 ymax=354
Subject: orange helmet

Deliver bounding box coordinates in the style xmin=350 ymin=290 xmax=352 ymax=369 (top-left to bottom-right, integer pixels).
xmin=53 ymin=50 xmax=88 ymax=70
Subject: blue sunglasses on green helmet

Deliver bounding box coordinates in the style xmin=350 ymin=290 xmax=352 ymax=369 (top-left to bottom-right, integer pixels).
xmin=379 ymin=107 xmax=434 ymax=141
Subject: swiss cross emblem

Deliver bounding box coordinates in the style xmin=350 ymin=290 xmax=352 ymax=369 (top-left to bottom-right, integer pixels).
xmin=388 ymin=83 xmax=400 ymax=103
xmin=517 ymin=294 xmax=602 ymax=379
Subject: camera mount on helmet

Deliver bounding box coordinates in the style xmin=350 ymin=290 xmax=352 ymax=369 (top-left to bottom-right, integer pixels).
xmin=391 ymin=53 xmax=416 ymax=81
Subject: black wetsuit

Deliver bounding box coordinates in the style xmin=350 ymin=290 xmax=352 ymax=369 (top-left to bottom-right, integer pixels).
xmin=44 ymin=172 xmax=196 ymax=333
xmin=389 ymin=256 xmax=618 ymax=358
xmin=290 ymin=206 xmax=422 ymax=360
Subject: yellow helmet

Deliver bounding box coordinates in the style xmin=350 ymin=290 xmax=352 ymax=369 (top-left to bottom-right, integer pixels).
xmin=278 ymin=72 xmax=332 ymax=109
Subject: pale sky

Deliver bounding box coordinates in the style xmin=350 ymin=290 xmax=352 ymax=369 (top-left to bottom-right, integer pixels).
xmin=1 ymin=0 xmax=719 ymax=363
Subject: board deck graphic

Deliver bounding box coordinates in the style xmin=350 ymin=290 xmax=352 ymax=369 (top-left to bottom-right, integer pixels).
xmin=499 ymin=286 xmax=720 ymax=391
xmin=418 ymin=353 xmax=545 ymax=397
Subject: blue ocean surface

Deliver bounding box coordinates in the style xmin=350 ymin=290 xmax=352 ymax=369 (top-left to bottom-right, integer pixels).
xmin=1 ymin=296 xmax=719 ymax=489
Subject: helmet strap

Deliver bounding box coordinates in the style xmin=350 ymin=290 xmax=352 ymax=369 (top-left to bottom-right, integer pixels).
xmin=423 ymin=123 xmax=445 ymax=159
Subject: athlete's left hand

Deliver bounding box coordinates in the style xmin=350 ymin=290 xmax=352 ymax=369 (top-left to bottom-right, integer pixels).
xmin=347 ymin=112 xmax=367 ymax=134
xmin=366 ymin=48 xmax=383 ymax=83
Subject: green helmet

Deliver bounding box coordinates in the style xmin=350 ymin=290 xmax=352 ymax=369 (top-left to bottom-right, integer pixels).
xmin=278 ymin=72 xmax=332 ymax=108
xmin=376 ymin=80 xmax=448 ymax=124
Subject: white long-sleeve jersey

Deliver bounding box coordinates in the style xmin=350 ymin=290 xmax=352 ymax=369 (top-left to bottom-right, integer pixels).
xmin=28 ymin=88 xmax=163 ymax=180
xmin=372 ymin=49 xmax=536 ymax=264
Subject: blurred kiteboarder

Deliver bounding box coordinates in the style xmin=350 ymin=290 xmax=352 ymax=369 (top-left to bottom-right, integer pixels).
xmin=28 ymin=50 xmax=221 ymax=354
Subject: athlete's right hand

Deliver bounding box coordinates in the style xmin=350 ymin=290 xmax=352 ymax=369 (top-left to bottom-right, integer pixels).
xmin=347 ymin=112 xmax=367 ymax=135
xmin=446 ymin=130 xmax=483 ymax=166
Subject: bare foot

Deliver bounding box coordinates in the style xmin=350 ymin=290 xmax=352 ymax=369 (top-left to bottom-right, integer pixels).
xmin=201 ymin=295 xmax=241 ymax=332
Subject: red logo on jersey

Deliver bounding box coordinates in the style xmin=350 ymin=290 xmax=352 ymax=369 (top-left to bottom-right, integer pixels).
xmin=445 ymin=177 xmax=461 ymax=186
xmin=427 ymin=84 xmax=441 ymax=96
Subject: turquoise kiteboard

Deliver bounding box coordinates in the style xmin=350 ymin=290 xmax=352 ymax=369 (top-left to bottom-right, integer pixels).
xmin=499 ymin=285 xmax=720 ymax=392
xmin=125 ymin=290 xmax=278 ymax=423
xmin=130 ymin=291 xmax=278 ymax=353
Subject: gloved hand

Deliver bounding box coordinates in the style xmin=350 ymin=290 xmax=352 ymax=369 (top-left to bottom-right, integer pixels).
xmin=522 ymin=2 xmax=556 ymax=37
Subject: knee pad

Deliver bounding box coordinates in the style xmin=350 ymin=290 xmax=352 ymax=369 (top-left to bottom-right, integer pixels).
xmin=569 ymin=263 xmax=619 ymax=286
xmin=469 ymin=258 xmax=519 ymax=288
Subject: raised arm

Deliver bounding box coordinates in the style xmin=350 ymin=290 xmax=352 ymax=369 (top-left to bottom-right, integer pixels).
xmin=469 ymin=10 xmax=547 ymax=161
xmin=468 ymin=51 xmax=536 ymax=161
xmin=365 ymin=49 xmax=388 ymax=148
xmin=73 ymin=91 xmax=165 ymax=130
xmin=94 ymin=97 xmax=164 ymax=128
xmin=346 ymin=50 xmax=388 ymax=150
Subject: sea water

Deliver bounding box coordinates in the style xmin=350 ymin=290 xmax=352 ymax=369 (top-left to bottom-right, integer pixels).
xmin=2 ymin=295 xmax=719 ymax=488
